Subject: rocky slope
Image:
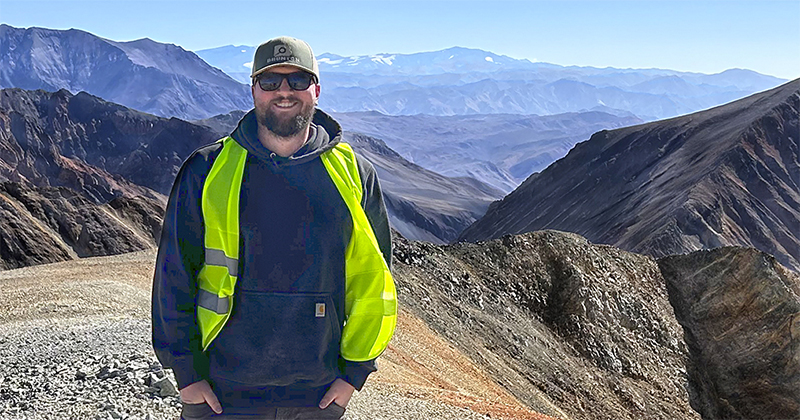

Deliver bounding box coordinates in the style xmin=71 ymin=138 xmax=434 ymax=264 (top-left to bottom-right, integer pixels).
xmin=0 ymin=25 xmax=251 ymax=120
xmin=395 ymin=230 xmax=799 ymax=420
xmin=394 ymin=230 xmax=698 ymax=420
xmin=0 ymin=181 xmax=163 ymax=270
xmin=2 ymin=225 xmax=795 ymax=419
xmin=460 ymin=79 xmax=800 ymax=271
xmin=659 ymin=247 xmax=800 ymax=419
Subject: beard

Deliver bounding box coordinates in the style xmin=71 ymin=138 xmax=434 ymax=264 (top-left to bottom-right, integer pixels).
xmin=256 ymin=100 xmax=315 ymax=138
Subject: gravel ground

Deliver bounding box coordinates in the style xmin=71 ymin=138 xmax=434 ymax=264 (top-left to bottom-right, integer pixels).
xmin=0 ymin=251 xmax=519 ymax=419
xmin=0 ymin=317 xmax=181 ymax=420
xmin=0 ymin=316 xmax=491 ymax=420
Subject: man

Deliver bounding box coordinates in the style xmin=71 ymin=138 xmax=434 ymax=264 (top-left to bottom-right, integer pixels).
xmin=152 ymin=36 xmax=397 ymax=420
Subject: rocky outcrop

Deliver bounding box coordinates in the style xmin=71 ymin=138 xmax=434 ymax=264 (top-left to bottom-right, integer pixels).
xmin=393 ymin=229 xmax=698 ymax=420
xmin=0 ymin=181 xmax=163 ymax=270
xmin=459 ymin=79 xmax=800 ymax=272
xmin=658 ymin=247 xmax=800 ymax=419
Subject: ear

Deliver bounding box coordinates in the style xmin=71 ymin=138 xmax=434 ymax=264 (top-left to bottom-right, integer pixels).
xmin=315 ymin=83 xmax=321 ymax=98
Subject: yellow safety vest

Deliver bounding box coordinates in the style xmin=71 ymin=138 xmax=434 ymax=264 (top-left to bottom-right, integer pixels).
xmin=195 ymin=137 xmax=397 ymax=362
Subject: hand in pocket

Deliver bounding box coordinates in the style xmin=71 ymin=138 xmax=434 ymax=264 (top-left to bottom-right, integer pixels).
xmin=180 ymin=379 xmax=223 ymax=414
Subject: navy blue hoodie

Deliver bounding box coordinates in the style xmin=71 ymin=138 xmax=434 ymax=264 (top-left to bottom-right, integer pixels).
xmin=151 ymin=109 xmax=392 ymax=413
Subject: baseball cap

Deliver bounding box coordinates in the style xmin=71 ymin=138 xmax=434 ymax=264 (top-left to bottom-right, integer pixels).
xmin=251 ymin=36 xmax=320 ymax=82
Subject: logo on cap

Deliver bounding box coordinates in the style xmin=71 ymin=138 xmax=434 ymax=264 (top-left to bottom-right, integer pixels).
xmin=274 ymin=44 xmax=293 ymax=58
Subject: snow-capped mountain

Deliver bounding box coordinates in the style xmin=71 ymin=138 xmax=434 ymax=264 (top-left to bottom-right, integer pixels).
xmin=196 ymin=44 xmax=786 ymax=121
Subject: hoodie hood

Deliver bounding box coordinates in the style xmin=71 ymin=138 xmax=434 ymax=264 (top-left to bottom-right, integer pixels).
xmin=230 ymin=108 xmax=343 ymax=167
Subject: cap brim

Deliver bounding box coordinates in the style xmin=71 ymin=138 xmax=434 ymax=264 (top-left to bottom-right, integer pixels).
xmin=251 ymin=62 xmax=315 ymax=79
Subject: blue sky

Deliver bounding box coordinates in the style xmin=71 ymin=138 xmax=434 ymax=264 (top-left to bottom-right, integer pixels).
xmin=2 ymin=0 xmax=799 ymax=79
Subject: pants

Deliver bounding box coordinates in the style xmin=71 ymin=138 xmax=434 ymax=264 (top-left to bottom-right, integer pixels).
xmin=180 ymin=403 xmax=347 ymax=420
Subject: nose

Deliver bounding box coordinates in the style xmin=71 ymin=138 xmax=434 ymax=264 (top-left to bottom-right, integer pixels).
xmin=276 ymin=77 xmax=292 ymax=93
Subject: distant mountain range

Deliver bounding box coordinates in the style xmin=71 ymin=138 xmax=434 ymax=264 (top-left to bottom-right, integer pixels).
xmin=2 ymin=24 xmax=797 ymax=265
xmin=0 ymin=25 xmax=251 ymax=120
xmin=459 ymin=79 xmax=800 ymax=271
xmin=2 ymin=24 xmax=786 ymax=124
xmin=330 ymin=111 xmax=641 ymax=192
xmin=198 ymin=44 xmax=786 ymax=121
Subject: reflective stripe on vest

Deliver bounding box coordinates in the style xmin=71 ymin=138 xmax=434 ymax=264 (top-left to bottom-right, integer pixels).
xmin=196 ymin=137 xmax=397 ymax=362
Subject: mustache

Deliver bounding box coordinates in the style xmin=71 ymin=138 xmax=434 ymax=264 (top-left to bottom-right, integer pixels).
xmin=268 ymin=94 xmax=298 ymax=104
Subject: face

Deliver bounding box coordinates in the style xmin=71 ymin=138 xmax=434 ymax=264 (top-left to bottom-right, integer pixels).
xmin=252 ymin=65 xmax=321 ymax=138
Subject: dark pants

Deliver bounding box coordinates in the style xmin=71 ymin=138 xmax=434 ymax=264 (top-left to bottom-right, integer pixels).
xmin=180 ymin=403 xmax=346 ymax=420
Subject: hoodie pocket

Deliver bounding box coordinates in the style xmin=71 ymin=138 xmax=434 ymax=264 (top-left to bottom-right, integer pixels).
xmin=209 ymin=291 xmax=341 ymax=387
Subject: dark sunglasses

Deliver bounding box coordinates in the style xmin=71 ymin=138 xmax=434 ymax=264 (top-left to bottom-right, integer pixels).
xmin=255 ymin=72 xmax=316 ymax=91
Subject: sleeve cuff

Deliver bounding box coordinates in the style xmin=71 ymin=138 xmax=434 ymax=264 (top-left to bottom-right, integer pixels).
xmin=170 ymin=353 xmax=209 ymax=390
xmin=339 ymin=359 xmax=377 ymax=391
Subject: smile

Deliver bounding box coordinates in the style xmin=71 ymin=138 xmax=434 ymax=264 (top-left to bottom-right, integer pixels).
xmin=274 ymin=101 xmax=298 ymax=109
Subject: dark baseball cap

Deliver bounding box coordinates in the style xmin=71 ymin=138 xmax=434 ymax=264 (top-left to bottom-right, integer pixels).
xmin=251 ymin=36 xmax=319 ymax=82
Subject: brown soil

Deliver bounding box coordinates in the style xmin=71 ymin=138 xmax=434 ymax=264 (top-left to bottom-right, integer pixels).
xmin=376 ymin=311 xmax=560 ymax=420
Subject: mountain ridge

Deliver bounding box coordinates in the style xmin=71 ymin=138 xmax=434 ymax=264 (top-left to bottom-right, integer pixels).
xmin=459 ymin=79 xmax=800 ymax=271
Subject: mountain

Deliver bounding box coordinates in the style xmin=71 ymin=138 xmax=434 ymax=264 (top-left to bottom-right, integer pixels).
xmin=2 ymin=25 xmax=784 ymax=122
xmin=195 ymin=45 xmax=256 ymax=84
xmin=0 ymin=181 xmax=163 ymax=270
xmin=198 ymin=45 xmax=786 ymax=121
xmin=0 ymin=87 xmax=225 ymax=268
xmin=0 ymin=25 xmax=251 ymax=120
xmin=318 ymin=76 xmax=763 ymax=121
xmin=0 ymin=88 xmax=218 ymax=200
xmin=316 ymin=47 xmax=545 ymax=75
xmin=197 ymin=111 xmax=505 ymax=243
xmin=331 ymin=111 xmax=642 ymax=192
xmin=459 ymin=79 xmax=800 ymax=271
xmin=345 ymin=133 xmax=503 ymax=243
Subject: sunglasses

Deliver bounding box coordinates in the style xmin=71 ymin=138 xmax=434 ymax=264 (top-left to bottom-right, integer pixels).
xmin=255 ymin=72 xmax=316 ymax=91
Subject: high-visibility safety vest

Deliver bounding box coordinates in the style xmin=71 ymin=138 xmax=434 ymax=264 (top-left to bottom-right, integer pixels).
xmin=195 ymin=137 xmax=397 ymax=362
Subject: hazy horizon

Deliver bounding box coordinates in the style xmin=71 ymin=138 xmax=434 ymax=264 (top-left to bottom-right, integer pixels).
xmin=2 ymin=0 xmax=799 ymax=80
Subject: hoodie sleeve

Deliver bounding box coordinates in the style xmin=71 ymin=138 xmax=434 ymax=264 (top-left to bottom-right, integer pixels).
xmin=336 ymin=154 xmax=393 ymax=390
xmin=357 ymin=156 xmax=392 ymax=270
xmin=151 ymin=147 xmax=216 ymax=389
